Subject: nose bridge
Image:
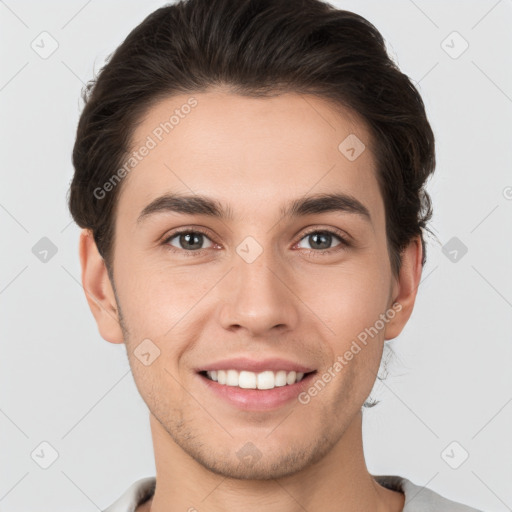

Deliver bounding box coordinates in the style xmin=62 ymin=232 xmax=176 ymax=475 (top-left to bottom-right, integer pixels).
xmin=218 ymin=234 xmax=299 ymax=334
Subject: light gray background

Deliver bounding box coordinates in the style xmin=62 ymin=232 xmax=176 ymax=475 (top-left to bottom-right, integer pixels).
xmin=1 ymin=0 xmax=511 ymax=511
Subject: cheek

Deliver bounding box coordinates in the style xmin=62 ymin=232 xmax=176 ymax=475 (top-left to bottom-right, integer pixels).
xmin=114 ymin=257 xmax=222 ymax=361
xmin=298 ymin=257 xmax=392 ymax=340
xmin=128 ymin=358 xmax=184 ymax=420
xmin=115 ymin=253 xmax=193 ymax=321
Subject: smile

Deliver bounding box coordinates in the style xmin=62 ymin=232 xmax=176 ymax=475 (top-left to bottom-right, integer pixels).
xmin=202 ymin=369 xmax=313 ymax=389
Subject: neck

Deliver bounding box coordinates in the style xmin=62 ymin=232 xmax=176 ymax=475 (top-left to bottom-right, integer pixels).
xmin=143 ymin=410 xmax=404 ymax=512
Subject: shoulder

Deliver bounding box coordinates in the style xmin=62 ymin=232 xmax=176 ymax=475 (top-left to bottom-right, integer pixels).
xmin=375 ymin=475 xmax=484 ymax=512
xmin=102 ymin=477 xmax=156 ymax=512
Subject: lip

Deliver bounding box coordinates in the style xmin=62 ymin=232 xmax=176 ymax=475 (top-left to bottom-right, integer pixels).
xmin=197 ymin=370 xmax=317 ymax=411
xmin=195 ymin=357 xmax=316 ymax=373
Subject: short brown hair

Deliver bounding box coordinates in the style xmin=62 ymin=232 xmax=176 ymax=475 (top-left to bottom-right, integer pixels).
xmin=68 ymin=0 xmax=435 ymax=277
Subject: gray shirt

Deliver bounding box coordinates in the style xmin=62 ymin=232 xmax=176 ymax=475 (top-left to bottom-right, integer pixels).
xmin=102 ymin=475 xmax=483 ymax=511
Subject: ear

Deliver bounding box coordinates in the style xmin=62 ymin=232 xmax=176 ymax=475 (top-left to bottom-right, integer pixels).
xmin=384 ymin=235 xmax=423 ymax=341
xmin=79 ymin=229 xmax=124 ymax=344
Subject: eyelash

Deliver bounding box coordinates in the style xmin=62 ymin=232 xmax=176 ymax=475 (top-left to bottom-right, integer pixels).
xmin=162 ymin=226 xmax=351 ymax=258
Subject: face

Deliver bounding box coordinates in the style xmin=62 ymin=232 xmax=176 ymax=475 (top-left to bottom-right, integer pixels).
xmin=83 ymin=89 xmax=420 ymax=480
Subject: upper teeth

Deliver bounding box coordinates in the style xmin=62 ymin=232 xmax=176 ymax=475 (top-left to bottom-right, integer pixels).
xmin=206 ymin=369 xmax=306 ymax=389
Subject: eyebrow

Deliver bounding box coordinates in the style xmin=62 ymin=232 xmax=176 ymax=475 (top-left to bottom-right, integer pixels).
xmin=136 ymin=192 xmax=372 ymax=225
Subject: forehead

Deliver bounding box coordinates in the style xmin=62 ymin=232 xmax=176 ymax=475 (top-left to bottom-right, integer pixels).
xmin=116 ymin=90 xmax=384 ymax=227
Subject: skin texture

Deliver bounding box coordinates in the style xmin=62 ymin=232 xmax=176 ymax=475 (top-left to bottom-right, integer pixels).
xmin=79 ymin=90 xmax=423 ymax=512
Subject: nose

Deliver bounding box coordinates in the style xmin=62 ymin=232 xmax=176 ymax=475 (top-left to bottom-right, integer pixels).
xmin=217 ymin=244 xmax=300 ymax=336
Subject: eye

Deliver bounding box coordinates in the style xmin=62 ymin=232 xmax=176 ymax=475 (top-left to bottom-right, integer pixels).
xmin=161 ymin=227 xmax=350 ymax=257
xmin=295 ymin=228 xmax=349 ymax=254
xmin=164 ymin=229 xmax=215 ymax=252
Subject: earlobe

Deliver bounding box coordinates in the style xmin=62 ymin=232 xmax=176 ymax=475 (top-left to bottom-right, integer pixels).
xmin=78 ymin=229 xmax=124 ymax=344
xmin=384 ymin=236 xmax=423 ymax=341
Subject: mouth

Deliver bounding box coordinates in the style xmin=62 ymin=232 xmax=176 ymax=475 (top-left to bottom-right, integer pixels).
xmin=197 ymin=369 xmax=318 ymax=411
xmin=194 ymin=357 xmax=318 ymax=410
xmin=198 ymin=369 xmax=317 ymax=390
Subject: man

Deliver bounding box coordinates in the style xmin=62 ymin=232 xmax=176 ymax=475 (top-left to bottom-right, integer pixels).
xmin=68 ymin=0 xmax=483 ymax=510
